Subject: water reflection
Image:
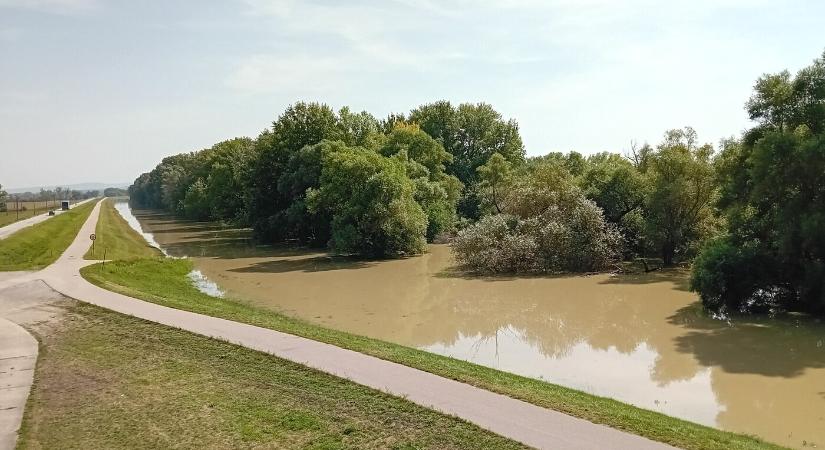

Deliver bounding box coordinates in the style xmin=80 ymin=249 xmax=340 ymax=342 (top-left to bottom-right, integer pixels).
xmin=133 ymin=209 xmax=825 ymax=449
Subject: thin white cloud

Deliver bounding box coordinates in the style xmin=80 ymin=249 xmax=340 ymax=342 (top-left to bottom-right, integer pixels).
xmin=0 ymin=0 xmax=99 ymax=14
xmin=226 ymin=54 xmax=351 ymax=95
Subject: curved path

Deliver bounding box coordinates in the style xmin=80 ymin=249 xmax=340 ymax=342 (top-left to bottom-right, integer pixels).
xmin=1 ymin=200 xmax=676 ymax=450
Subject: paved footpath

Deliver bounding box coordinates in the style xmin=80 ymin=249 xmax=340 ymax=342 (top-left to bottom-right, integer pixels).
xmin=0 ymin=318 xmax=37 ymax=450
xmin=0 ymin=199 xmax=677 ymax=450
xmin=0 ymin=198 xmax=95 ymax=240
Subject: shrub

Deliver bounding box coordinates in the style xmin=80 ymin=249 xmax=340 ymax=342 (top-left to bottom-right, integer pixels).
xmin=453 ymin=161 xmax=622 ymax=274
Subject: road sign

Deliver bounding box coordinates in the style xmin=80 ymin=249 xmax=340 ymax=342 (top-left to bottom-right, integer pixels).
xmin=90 ymin=233 xmax=96 ymax=241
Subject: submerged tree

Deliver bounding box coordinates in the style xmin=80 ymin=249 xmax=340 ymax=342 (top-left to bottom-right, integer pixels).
xmin=379 ymin=123 xmax=462 ymax=240
xmin=248 ymin=102 xmax=347 ymax=242
xmin=692 ymin=50 xmax=825 ymax=315
xmin=644 ymin=127 xmax=717 ymax=266
xmin=453 ymin=160 xmax=621 ymax=274
xmin=579 ymin=152 xmax=649 ymax=256
xmin=311 ymin=146 xmax=428 ymax=257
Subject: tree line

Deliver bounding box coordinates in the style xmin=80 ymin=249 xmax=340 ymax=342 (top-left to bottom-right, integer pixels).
xmin=130 ymin=50 xmax=825 ymax=317
xmin=130 ymin=102 xmax=522 ymax=257
xmin=0 ymin=186 xmax=99 ymax=212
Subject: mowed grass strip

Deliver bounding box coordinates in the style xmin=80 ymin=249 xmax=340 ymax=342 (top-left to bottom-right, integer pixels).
xmin=0 ymin=200 xmax=97 ymax=271
xmin=84 ymin=198 xmax=161 ymax=261
xmin=18 ymin=302 xmax=524 ymax=450
xmin=82 ymin=258 xmax=786 ymax=450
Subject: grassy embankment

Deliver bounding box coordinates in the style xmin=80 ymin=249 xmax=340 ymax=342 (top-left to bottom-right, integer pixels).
xmin=23 ymin=200 xmax=521 ymax=448
xmin=82 ymin=257 xmax=785 ymax=450
xmin=19 ymin=301 xmax=523 ymax=449
xmin=0 ymin=200 xmax=97 ymax=271
xmin=84 ymin=198 xmax=161 ymax=260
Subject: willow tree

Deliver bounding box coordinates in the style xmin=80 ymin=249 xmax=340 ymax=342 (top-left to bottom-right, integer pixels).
xmin=692 ymin=50 xmax=825 ymax=315
xmin=644 ymin=128 xmax=717 ymax=266
xmin=409 ymin=101 xmax=524 ymax=218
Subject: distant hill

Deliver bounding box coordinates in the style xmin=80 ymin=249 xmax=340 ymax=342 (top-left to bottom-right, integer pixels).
xmin=6 ymin=182 xmax=130 ymax=194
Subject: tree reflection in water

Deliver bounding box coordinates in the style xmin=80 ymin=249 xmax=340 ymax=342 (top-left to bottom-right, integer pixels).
xmin=131 ymin=207 xmax=825 ymax=449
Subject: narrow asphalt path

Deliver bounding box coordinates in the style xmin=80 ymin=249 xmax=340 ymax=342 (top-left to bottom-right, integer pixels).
xmin=1 ymin=199 xmax=677 ymax=450
xmin=0 ymin=318 xmax=37 ymax=450
xmin=0 ymin=198 xmax=95 ymax=240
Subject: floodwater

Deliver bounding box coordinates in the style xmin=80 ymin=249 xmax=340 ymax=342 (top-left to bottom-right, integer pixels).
xmin=129 ymin=207 xmax=825 ymax=449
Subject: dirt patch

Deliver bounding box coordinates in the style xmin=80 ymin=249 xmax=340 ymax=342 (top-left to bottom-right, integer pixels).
xmin=0 ymin=280 xmax=72 ymax=330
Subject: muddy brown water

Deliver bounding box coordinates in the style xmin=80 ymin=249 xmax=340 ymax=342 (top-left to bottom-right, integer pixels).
xmin=128 ymin=206 xmax=825 ymax=449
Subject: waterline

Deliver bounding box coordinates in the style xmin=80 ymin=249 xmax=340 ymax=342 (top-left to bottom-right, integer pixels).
xmin=187 ymin=269 xmax=225 ymax=298
xmin=113 ymin=200 xmax=223 ymax=297
xmin=113 ymin=200 xmax=166 ymax=256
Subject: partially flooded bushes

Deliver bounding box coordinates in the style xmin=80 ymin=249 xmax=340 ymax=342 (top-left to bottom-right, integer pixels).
xmin=453 ymin=161 xmax=622 ymax=274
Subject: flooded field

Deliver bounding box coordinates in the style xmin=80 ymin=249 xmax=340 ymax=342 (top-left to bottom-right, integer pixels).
xmin=128 ymin=206 xmax=825 ymax=448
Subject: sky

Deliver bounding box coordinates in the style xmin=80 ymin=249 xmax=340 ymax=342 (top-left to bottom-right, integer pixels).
xmin=1 ymin=0 xmax=824 ymax=189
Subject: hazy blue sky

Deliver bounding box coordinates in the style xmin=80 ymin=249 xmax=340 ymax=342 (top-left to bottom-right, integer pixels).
xmin=1 ymin=0 xmax=823 ymax=188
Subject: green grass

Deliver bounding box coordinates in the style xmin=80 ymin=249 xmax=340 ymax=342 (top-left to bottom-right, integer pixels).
xmin=19 ymin=302 xmax=524 ymax=449
xmin=0 ymin=200 xmax=97 ymax=271
xmin=84 ymin=198 xmax=161 ymax=261
xmin=81 ymin=258 xmax=786 ymax=450
xmin=0 ymin=213 xmax=18 ymax=228
xmin=0 ymin=211 xmax=27 ymax=228
xmin=0 ymin=201 xmax=58 ymax=228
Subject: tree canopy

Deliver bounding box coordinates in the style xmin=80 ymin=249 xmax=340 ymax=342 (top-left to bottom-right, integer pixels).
xmin=126 ymin=50 xmax=825 ymax=319
xmin=691 ymin=51 xmax=825 ymax=315
xmin=0 ymin=184 xmax=7 ymax=212
xmin=409 ymin=101 xmax=525 ymax=218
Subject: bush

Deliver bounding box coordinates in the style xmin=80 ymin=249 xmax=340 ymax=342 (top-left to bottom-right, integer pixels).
xmin=452 ymin=215 xmax=540 ymax=273
xmin=453 ymin=163 xmax=622 ymax=274
xmin=690 ymin=237 xmax=792 ymax=314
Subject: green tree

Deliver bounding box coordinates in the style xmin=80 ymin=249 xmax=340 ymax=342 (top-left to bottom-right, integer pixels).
xmin=693 ymin=52 xmax=825 ymax=315
xmin=312 ymin=147 xmax=427 ymax=257
xmin=0 ymin=184 xmax=7 ymax=212
xmin=182 ymin=178 xmax=210 ymax=220
xmin=746 ymin=50 xmax=825 ymax=134
xmin=644 ymin=128 xmax=717 ymax=266
xmin=476 ymin=153 xmax=513 ymax=214
xmin=337 ymin=107 xmax=380 ymax=147
xmin=249 ymin=102 xmax=344 ymax=241
xmin=528 ymin=151 xmax=588 ymax=177
xmin=204 ymin=138 xmax=256 ymax=223
xmin=158 ymin=152 xmax=204 ymax=214
xmin=379 ymin=123 xmax=462 ymax=239
xmin=275 ymin=140 xmax=346 ymax=245
xmin=581 ymin=153 xmax=647 ymax=223
xmin=103 ymin=187 xmax=128 ymax=197
xmin=409 ymin=101 xmax=524 ymax=218
xmin=579 ymin=152 xmax=648 ymax=256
